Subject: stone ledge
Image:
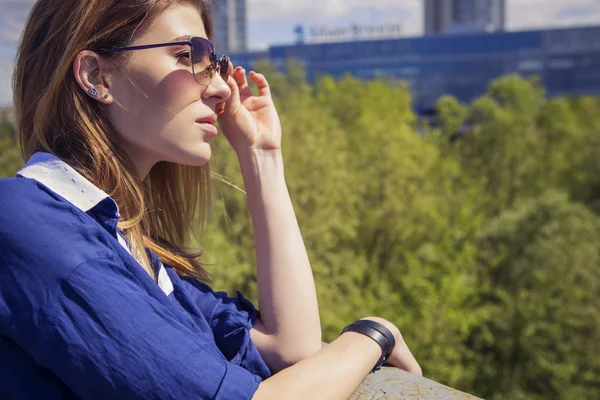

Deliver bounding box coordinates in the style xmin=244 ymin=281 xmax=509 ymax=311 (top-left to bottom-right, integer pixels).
xmin=351 ymin=367 xmax=483 ymax=400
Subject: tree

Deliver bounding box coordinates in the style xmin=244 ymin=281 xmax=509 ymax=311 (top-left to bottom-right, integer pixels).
xmin=470 ymin=192 xmax=600 ymax=399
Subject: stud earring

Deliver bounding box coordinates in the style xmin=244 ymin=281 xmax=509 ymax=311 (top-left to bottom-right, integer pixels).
xmin=87 ymin=87 xmax=99 ymax=97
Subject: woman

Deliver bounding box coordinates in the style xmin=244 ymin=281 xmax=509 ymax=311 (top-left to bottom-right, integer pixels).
xmin=0 ymin=0 xmax=421 ymax=398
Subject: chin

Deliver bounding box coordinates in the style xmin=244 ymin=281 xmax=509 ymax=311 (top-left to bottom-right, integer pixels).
xmin=171 ymin=144 xmax=212 ymax=167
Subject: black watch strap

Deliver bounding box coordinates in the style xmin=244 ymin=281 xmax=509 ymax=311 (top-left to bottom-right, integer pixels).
xmin=341 ymin=320 xmax=396 ymax=373
xmin=352 ymin=320 xmax=396 ymax=354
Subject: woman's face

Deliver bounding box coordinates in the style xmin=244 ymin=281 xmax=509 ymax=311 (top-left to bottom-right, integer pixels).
xmin=106 ymin=4 xmax=231 ymax=177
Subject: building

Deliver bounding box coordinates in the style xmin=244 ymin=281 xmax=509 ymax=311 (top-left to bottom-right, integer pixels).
xmin=229 ymin=25 xmax=600 ymax=114
xmin=424 ymin=0 xmax=506 ymax=35
xmin=211 ymin=0 xmax=247 ymax=53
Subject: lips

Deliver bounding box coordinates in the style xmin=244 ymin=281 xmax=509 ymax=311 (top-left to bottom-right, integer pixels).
xmin=195 ymin=115 xmax=217 ymax=125
xmin=195 ymin=115 xmax=218 ymax=137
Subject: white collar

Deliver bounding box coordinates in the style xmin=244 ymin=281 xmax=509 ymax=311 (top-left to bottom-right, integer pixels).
xmin=17 ymin=152 xmax=112 ymax=213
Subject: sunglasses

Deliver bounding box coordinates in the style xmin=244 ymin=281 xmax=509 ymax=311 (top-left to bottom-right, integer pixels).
xmin=107 ymin=37 xmax=229 ymax=86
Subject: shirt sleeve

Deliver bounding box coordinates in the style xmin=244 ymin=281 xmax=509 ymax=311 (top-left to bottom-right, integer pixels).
xmin=179 ymin=277 xmax=272 ymax=378
xmin=38 ymin=257 xmax=262 ymax=400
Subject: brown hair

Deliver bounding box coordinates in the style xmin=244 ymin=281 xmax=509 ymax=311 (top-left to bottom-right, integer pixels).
xmin=13 ymin=0 xmax=215 ymax=281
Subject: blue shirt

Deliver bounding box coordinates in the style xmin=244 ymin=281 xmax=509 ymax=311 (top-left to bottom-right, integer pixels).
xmin=0 ymin=152 xmax=271 ymax=399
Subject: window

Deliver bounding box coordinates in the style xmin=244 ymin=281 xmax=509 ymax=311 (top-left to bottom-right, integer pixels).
xmin=548 ymin=58 xmax=575 ymax=69
xmin=518 ymin=60 xmax=544 ymax=71
xmin=397 ymin=66 xmax=421 ymax=75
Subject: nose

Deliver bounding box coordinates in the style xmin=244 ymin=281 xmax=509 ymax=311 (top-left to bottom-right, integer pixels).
xmin=202 ymin=72 xmax=231 ymax=103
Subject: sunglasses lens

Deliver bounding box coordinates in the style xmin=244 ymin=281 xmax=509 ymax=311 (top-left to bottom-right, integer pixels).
xmin=190 ymin=37 xmax=216 ymax=84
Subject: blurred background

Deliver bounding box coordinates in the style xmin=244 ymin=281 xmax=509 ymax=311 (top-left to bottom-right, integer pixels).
xmin=1 ymin=1 xmax=600 ymax=399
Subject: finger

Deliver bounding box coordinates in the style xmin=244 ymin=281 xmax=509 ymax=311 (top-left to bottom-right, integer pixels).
xmin=391 ymin=344 xmax=422 ymax=376
xmin=249 ymin=71 xmax=271 ymax=98
xmin=223 ymin=74 xmax=242 ymax=113
xmin=233 ymin=67 xmax=252 ymax=99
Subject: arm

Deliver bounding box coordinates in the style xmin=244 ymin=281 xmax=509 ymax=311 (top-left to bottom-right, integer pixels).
xmin=218 ymin=66 xmax=321 ymax=372
xmin=254 ymin=317 xmax=422 ymax=400
xmin=13 ymin=256 xmax=417 ymax=399
xmin=31 ymin=258 xmax=415 ymax=400
xmin=241 ymin=149 xmax=321 ymax=371
xmin=255 ymin=331 xmax=381 ymax=399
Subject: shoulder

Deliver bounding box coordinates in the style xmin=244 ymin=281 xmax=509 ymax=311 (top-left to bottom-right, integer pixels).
xmin=0 ymin=177 xmax=113 ymax=280
xmin=0 ymin=177 xmax=45 ymax=209
xmin=0 ymin=177 xmax=73 ymax=227
xmin=0 ymin=178 xmax=70 ymax=251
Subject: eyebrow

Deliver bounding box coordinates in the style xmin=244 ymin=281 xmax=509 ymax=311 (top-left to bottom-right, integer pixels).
xmin=170 ymin=35 xmax=192 ymax=42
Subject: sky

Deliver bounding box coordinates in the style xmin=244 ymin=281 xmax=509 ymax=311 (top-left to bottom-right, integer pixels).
xmin=1 ymin=0 xmax=600 ymax=106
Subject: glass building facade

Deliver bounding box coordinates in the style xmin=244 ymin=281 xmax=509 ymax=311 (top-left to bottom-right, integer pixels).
xmin=424 ymin=0 xmax=506 ymax=35
xmin=229 ymin=25 xmax=600 ymax=114
xmin=211 ymin=0 xmax=247 ymax=53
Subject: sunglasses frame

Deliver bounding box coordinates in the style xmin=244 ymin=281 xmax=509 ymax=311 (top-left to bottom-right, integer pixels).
xmin=106 ymin=37 xmax=229 ymax=85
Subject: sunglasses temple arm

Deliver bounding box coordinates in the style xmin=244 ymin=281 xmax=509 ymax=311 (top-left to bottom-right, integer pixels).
xmin=110 ymin=41 xmax=190 ymax=53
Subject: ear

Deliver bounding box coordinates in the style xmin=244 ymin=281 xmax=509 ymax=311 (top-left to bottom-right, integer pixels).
xmin=73 ymin=50 xmax=114 ymax=104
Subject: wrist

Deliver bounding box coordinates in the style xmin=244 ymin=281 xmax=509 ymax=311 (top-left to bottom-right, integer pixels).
xmin=237 ymin=147 xmax=283 ymax=166
xmin=360 ymin=317 xmax=401 ymax=344
xmin=237 ymin=148 xmax=285 ymax=184
xmin=339 ymin=330 xmax=382 ymax=358
xmin=342 ymin=319 xmax=397 ymax=373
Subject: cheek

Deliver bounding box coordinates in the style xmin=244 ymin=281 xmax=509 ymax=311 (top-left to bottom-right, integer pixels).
xmin=110 ymin=64 xmax=200 ymax=140
xmin=149 ymin=69 xmax=201 ymax=113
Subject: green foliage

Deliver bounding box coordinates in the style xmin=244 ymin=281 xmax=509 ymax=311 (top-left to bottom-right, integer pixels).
xmin=1 ymin=67 xmax=599 ymax=399
xmin=0 ymin=110 xmax=22 ymax=178
xmin=471 ymin=192 xmax=600 ymax=399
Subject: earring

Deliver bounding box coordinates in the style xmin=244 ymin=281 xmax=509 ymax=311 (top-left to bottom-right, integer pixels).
xmin=87 ymin=88 xmax=99 ymax=97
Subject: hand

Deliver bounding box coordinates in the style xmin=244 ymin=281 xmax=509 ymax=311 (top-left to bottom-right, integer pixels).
xmin=217 ymin=65 xmax=282 ymax=155
xmin=361 ymin=317 xmax=423 ymax=376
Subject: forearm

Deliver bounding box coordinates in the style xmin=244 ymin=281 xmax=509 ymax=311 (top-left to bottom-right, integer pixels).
xmin=238 ymin=149 xmax=321 ymax=362
xmin=253 ymin=332 xmax=380 ymax=400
